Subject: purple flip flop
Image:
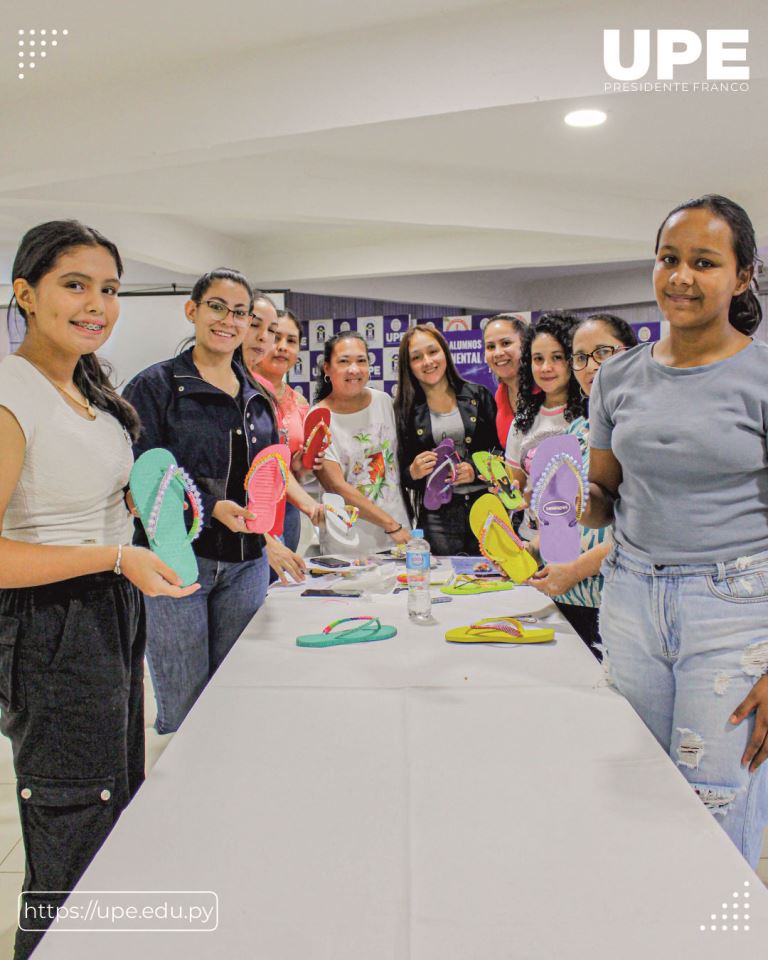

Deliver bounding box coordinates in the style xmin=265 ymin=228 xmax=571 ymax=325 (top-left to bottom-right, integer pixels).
xmin=423 ymin=438 xmax=458 ymax=511
xmin=530 ymin=435 xmax=589 ymax=563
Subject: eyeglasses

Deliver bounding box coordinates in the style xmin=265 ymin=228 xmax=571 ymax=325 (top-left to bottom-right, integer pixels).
xmin=570 ymin=345 xmax=626 ymax=370
xmin=200 ymin=299 xmax=251 ymax=326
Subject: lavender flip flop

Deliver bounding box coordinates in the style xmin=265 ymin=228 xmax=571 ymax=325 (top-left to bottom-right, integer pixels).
xmin=530 ymin=435 xmax=588 ymax=564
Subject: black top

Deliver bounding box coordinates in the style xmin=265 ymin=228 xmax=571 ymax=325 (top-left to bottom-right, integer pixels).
xmin=123 ymin=348 xmax=278 ymax=563
xmin=396 ymin=380 xmax=497 ymax=521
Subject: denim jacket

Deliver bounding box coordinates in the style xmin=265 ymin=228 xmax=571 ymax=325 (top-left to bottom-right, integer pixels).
xmin=123 ymin=348 xmax=277 ymax=563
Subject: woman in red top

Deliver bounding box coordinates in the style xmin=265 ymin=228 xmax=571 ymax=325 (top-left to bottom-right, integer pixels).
xmin=483 ymin=314 xmax=528 ymax=448
xmin=243 ymin=300 xmax=316 ymax=552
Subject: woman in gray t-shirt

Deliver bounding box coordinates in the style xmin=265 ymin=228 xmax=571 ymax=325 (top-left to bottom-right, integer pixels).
xmin=584 ymin=195 xmax=768 ymax=868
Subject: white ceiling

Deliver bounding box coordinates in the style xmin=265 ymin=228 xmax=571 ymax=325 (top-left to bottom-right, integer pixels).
xmin=2 ymin=0 xmax=767 ymax=310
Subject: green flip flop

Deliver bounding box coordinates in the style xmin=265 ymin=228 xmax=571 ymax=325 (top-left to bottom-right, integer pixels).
xmin=441 ymin=575 xmax=518 ymax=596
xmin=297 ymin=616 xmax=397 ymax=648
xmin=129 ymin=448 xmax=203 ymax=587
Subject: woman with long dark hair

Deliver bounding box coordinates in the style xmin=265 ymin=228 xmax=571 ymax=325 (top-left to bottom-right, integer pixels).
xmin=394 ymin=325 xmax=496 ymax=555
xmin=483 ymin=313 xmax=528 ymax=448
xmin=0 ymin=220 xmax=198 ymax=959
xmin=505 ymin=312 xmax=585 ymax=540
xmin=313 ymin=332 xmax=410 ymax=555
xmin=527 ymin=314 xmax=637 ymax=657
xmin=585 ymin=195 xmax=768 ymax=866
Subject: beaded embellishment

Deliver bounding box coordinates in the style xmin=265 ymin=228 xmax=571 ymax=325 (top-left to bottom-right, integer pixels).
xmin=146 ymin=465 xmax=204 ymax=544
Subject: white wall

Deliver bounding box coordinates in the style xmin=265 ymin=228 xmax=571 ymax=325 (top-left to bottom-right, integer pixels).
xmin=100 ymin=295 xmax=192 ymax=390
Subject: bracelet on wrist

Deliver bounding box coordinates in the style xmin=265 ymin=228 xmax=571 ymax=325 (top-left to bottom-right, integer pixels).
xmin=113 ymin=543 xmax=123 ymax=576
xmin=385 ymin=523 xmax=403 ymax=536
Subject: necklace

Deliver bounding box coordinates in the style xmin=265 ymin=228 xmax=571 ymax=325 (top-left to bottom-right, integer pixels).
xmin=16 ymin=353 xmax=97 ymax=419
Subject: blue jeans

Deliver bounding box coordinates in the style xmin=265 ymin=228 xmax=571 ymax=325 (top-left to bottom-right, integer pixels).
xmin=144 ymin=554 xmax=269 ymax=734
xmin=599 ymin=543 xmax=768 ymax=867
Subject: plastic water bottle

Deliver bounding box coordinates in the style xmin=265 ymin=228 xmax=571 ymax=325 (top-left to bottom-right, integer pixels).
xmin=406 ymin=529 xmax=432 ymax=622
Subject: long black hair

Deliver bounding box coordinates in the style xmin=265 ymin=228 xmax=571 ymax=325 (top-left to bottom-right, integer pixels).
xmin=10 ymin=219 xmax=141 ymax=440
xmin=513 ymin=311 xmax=584 ymax=435
xmin=313 ymin=331 xmax=368 ymax=403
xmin=655 ymin=194 xmax=763 ymax=335
xmin=393 ymin=325 xmax=466 ymax=438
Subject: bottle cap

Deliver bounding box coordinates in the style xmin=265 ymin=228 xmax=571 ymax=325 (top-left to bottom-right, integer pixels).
xmin=412 ymin=529 xmax=424 ymax=538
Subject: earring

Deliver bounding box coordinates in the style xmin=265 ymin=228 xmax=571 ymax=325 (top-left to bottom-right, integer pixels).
xmin=324 ymin=375 xmax=331 ymax=384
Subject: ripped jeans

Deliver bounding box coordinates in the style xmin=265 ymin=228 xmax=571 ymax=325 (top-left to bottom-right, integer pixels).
xmin=599 ymin=543 xmax=768 ymax=868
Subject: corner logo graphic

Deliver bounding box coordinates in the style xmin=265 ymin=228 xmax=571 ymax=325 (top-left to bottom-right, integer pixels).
xmin=17 ymin=28 xmax=68 ymax=80
xmin=603 ymin=29 xmax=749 ymax=93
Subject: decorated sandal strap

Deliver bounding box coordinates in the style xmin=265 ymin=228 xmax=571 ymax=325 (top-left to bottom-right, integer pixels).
xmin=244 ymin=451 xmax=289 ymax=492
xmin=467 ymin=617 xmax=523 ymax=638
xmin=530 ymin=453 xmax=589 ymax=522
xmin=304 ymin=420 xmax=331 ymax=453
xmin=326 ymin=503 xmax=359 ymax=529
xmin=426 ymin=455 xmax=457 ymax=493
xmin=323 ymin=616 xmax=380 ymax=638
xmin=147 ymin=465 xmax=204 ymax=545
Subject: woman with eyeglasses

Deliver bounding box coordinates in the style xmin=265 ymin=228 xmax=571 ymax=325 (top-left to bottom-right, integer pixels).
xmin=526 ymin=314 xmax=636 ymax=657
xmin=124 ymin=269 xmax=318 ymax=733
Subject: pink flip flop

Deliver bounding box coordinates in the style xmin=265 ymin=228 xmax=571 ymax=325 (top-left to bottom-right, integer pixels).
xmin=244 ymin=444 xmax=291 ymax=533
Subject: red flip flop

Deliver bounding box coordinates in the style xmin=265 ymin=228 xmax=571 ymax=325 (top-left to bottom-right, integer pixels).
xmin=244 ymin=444 xmax=290 ymax=533
xmin=302 ymin=408 xmax=332 ymax=469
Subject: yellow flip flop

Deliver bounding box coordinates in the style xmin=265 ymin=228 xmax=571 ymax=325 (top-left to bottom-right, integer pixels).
xmin=469 ymin=494 xmax=538 ymax=584
xmin=445 ymin=616 xmax=554 ymax=644
xmin=440 ymin=575 xmax=517 ymax=596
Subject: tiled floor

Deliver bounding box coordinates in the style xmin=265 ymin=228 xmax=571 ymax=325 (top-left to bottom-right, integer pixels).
xmin=0 ymin=664 xmax=765 ymax=958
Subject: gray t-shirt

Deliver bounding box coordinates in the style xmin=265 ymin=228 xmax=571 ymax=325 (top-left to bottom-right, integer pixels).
xmin=589 ymin=340 xmax=768 ymax=564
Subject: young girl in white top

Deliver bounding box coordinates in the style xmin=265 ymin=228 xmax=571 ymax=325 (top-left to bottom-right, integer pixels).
xmin=505 ymin=312 xmax=585 ymax=538
xmin=0 ymin=221 xmax=198 ymax=959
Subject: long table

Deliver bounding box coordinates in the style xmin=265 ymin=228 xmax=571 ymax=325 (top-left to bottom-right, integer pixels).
xmin=35 ymin=577 xmax=768 ymax=958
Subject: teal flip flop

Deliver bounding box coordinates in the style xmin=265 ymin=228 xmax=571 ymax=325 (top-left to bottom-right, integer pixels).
xmin=296 ymin=616 xmax=397 ymax=648
xmin=129 ymin=448 xmax=204 ymax=587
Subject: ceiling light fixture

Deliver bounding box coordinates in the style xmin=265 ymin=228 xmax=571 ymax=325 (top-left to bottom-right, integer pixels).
xmin=564 ymin=109 xmax=607 ymax=128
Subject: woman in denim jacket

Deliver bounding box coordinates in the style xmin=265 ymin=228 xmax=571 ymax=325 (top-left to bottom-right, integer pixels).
xmin=124 ymin=269 xmax=320 ymax=734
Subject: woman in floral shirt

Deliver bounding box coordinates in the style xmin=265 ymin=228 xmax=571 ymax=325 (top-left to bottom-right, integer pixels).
xmin=313 ymin=333 xmax=410 ymax=556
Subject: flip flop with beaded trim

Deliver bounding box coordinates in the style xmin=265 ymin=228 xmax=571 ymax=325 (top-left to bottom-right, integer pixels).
xmin=468 ymin=493 xmax=538 ymax=584
xmin=244 ymin=444 xmax=291 ymax=534
xmin=530 ymin=435 xmax=588 ymax=564
xmin=302 ymin=408 xmax=332 ymax=469
xmin=322 ymin=493 xmax=360 ymax=547
xmin=130 ymin=448 xmax=204 ymax=587
xmin=445 ymin=616 xmax=554 ymax=644
xmin=471 ymin=451 xmax=524 ymax=511
xmin=440 ymin=575 xmax=518 ymax=596
xmin=297 ymin=616 xmax=397 ymax=648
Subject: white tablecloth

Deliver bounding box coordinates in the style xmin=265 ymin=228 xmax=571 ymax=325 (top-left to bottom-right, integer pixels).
xmin=36 ymin=582 xmax=768 ymax=958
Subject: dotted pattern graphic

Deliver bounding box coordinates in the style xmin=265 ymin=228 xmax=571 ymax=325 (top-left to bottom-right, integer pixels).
xmin=700 ymin=881 xmax=752 ymax=932
xmin=16 ymin=28 xmax=68 ymax=79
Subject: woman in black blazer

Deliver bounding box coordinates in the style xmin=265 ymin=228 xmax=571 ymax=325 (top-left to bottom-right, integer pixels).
xmin=394 ymin=326 xmax=497 ymax=555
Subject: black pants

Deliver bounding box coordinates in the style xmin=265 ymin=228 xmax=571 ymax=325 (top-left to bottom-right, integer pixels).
xmin=0 ymin=573 xmax=146 ymax=959
xmin=418 ymin=490 xmax=485 ymax=556
xmin=554 ymin=601 xmax=603 ymax=661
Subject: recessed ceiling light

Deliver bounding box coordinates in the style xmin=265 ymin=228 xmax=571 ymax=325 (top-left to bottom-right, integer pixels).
xmin=564 ymin=109 xmax=607 ymax=128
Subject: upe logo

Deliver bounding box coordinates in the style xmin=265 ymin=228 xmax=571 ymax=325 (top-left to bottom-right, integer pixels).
xmin=603 ymin=29 xmax=749 ymax=81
